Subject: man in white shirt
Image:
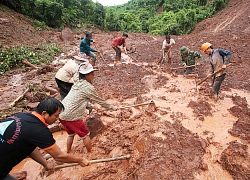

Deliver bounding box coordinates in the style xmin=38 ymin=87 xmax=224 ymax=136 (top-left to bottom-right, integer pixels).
xmin=159 ymin=35 xmax=175 ymax=64
xmin=59 ymin=61 xmax=118 ymax=153
xmin=55 ymin=55 xmax=87 ymax=100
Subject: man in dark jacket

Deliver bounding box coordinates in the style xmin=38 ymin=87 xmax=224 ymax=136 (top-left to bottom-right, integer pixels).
xmin=201 ymin=42 xmax=233 ymax=101
xmin=80 ymin=31 xmax=98 ymax=66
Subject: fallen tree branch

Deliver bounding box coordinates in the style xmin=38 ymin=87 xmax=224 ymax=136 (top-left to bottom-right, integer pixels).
xmin=9 ymin=87 xmax=30 ymax=107
xmin=22 ymin=59 xmax=38 ymax=69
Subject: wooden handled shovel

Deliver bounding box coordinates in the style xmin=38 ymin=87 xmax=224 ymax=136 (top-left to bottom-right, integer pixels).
xmin=54 ymin=154 xmax=131 ymax=169
xmin=93 ymin=43 xmax=106 ymax=63
xmin=197 ymin=63 xmax=232 ymax=85
xmin=40 ymin=155 xmax=131 ymax=177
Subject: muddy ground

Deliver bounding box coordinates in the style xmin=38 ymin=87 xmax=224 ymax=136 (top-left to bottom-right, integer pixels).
xmin=1 ymin=0 xmax=250 ymax=179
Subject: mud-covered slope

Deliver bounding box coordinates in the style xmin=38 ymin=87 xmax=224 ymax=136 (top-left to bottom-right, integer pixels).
xmin=0 ymin=5 xmax=62 ymax=50
xmin=1 ymin=0 xmax=250 ymax=180
xmin=192 ymin=0 xmax=250 ymax=34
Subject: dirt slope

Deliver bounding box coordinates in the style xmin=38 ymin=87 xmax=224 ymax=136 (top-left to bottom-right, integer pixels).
xmin=1 ymin=0 xmax=250 ymax=179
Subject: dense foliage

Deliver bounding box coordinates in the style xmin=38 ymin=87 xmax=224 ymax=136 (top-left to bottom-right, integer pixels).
xmin=109 ymin=0 xmax=228 ymax=35
xmin=1 ymin=0 xmax=228 ymax=35
xmin=0 ymin=0 xmax=228 ymax=74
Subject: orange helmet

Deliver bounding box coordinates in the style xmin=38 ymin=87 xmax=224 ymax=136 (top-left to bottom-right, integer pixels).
xmin=201 ymin=42 xmax=212 ymax=52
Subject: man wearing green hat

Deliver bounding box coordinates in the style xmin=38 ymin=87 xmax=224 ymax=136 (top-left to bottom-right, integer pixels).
xmin=180 ymin=46 xmax=202 ymax=76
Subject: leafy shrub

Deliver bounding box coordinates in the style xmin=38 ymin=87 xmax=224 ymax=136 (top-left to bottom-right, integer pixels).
xmin=211 ymin=0 xmax=228 ymax=13
xmin=0 ymin=43 xmax=62 ymax=75
xmin=32 ymin=20 xmax=50 ymax=30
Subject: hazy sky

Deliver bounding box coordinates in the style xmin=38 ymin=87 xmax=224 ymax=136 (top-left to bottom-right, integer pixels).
xmin=92 ymin=0 xmax=129 ymax=6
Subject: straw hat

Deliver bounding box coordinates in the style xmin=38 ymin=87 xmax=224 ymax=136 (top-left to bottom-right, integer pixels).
xmin=78 ymin=62 xmax=97 ymax=74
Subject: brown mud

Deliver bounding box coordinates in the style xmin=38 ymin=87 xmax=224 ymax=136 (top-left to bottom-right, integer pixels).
xmin=1 ymin=0 xmax=250 ymax=179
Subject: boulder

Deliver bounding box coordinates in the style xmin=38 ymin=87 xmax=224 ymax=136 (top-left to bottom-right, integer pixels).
xmin=60 ymin=27 xmax=74 ymax=41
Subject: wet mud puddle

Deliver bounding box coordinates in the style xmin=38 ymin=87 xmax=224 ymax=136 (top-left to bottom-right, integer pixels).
xmin=10 ymin=55 xmax=250 ymax=180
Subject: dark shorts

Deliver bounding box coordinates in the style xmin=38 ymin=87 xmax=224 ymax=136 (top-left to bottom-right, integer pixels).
xmin=55 ymin=78 xmax=73 ymax=99
xmin=59 ymin=119 xmax=90 ymax=138
xmin=112 ymin=46 xmax=121 ymax=56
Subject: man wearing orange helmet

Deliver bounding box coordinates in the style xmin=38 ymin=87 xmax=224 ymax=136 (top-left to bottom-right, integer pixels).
xmin=201 ymin=42 xmax=233 ymax=101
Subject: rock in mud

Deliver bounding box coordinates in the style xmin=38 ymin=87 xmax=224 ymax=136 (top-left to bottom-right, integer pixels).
xmin=220 ymin=141 xmax=250 ymax=180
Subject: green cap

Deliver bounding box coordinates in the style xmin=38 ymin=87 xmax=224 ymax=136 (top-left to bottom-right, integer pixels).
xmin=180 ymin=46 xmax=189 ymax=54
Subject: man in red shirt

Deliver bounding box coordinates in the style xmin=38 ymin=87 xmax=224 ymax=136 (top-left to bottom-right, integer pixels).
xmin=111 ymin=33 xmax=128 ymax=61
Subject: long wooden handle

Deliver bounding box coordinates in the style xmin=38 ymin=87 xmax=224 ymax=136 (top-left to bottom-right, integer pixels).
xmin=55 ymin=155 xmax=131 ymax=169
xmin=93 ymin=44 xmax=106 ymax=62
xmin=197 ymin=74 xmax=214 ymax=86
xmin=90 ymin=154 xmax=130 ymax=163
xmin=157 ymin=57 xmax=163 ymax=65
xmin=197 ymin=63 xmax=232 ymax=85
xmin=120 ymin=101 xmax=155 ymax=109
xmin=99 ymin=51 xmax=106 ymax=62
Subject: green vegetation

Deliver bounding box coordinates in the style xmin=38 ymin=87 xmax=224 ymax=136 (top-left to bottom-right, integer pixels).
xmin=0 ymin=43 xmax=62 ymax=75
xmin=0 ymin=0 xmax=229 ymax=74
xmin=32 ymin=19 xmax=50 ymax=30
xmin=109 ymin=0 xmax=229 ymax=35
xmin=1 ymin=0 xmax=229 ymax=35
